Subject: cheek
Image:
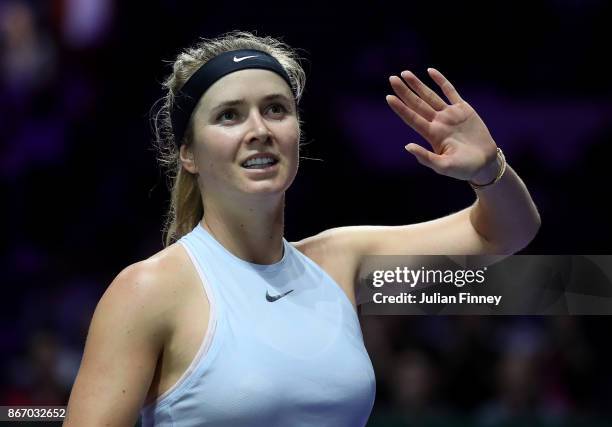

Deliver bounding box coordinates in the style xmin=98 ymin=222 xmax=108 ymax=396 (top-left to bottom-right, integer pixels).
xmin=281 ymin=122 xmax=300 ymax=156
xmin=283 ymin=131 xmax=300 ymax=179
xmin=196 ymin=132 xmax=235 ymax=184
xmin=196 ymin=130 xmax=239 ymax=166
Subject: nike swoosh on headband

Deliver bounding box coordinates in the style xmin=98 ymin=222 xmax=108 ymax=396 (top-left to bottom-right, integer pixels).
xmin=266 ymin=289 xmax=294 ymax=302
xmin=233 ymin=55 xmax=259 ymax=62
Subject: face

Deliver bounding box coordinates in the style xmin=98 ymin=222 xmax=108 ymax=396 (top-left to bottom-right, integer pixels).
xmin=182 ymin=69 xmax=300 ymax=202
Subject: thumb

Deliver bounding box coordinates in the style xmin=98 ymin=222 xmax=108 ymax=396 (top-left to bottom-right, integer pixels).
xmin=405 ymin=143 xmax=445 ymax=170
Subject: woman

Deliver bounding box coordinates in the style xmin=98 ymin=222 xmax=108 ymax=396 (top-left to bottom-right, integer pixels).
xmin=64 ymin=31 xmax=541 ymax=426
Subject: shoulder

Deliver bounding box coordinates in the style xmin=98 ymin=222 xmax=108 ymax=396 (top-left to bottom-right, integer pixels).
xmin=102 ymin=242 xmax=197 ymax=337
xmin=292 ymin=227 xmax=363 ymax=307
xmin=64 ymin=242 xmax=198 ymax=425
xmin=292 ymin=226 xmax=372 ymax=261
xmin=292 ymin=227 xmax=340 ymax=260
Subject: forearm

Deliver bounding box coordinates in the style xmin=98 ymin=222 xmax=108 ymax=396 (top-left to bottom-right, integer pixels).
xmin=468 ymin=159 xmax=541 ymax=252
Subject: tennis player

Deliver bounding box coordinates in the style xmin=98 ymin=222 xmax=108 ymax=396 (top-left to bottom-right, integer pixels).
xmin=64 ymin=30 xmax=540 ymax=427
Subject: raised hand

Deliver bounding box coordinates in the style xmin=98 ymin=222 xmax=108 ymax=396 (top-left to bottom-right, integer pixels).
xmin=386 ymin=68 xmax=498 ymax=182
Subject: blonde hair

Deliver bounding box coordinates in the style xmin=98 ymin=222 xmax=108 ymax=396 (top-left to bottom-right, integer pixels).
xmin=151 ymin=30 xmax=307 ymax=247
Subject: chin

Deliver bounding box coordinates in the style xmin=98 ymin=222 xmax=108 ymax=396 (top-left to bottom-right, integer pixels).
xmin=242 ymin=180 xmax=290 ymax=196
xmin=238 ymin=165 xmax=297 ymax=195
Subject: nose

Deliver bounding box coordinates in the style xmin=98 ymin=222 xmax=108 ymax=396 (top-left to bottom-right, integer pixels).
xmin=245 ymin=110 xmax=272 ymax=144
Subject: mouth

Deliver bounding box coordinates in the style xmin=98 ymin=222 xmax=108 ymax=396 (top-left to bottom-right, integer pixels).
xmin=240 ymin=154 xmax=280 ymax=170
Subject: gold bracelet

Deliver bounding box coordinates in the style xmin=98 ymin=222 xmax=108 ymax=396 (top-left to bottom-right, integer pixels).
xmin=468 ymin=147 xmax=506 ymax=190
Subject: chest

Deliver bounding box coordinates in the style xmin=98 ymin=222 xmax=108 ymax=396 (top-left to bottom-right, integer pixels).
xmin=157 ymin=269 xmax=375 ymax=425
xmin=148 ymin=248 xmax=360 ymax=403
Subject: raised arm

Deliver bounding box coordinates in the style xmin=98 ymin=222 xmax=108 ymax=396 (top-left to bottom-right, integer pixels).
xmin=297 ymin=68 xmax=540 ymax=306
xmin=384 ymin=67 xmax=540 ymax=252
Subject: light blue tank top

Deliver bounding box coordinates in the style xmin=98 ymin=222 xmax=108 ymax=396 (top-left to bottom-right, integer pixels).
xmin=140 ymin=223 xmax=376 ymax=426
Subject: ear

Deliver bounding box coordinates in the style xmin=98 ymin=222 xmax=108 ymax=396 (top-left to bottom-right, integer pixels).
xmin=179 ymin=144 xmax=199 ymax=174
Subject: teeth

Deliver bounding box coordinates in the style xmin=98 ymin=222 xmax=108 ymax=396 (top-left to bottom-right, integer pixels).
xmin=243 ymin=157 xmax=276 ymax=167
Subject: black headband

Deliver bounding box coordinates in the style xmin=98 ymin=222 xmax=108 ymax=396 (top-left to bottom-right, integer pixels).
xmin=171 ymin=49 xmax=295 ymax=147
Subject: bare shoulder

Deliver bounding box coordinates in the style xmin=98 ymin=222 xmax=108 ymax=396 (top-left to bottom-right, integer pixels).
xmin=292 ymin=226 xmax=373 ymax=262
xmin=64 ymin=242 xmax=198 ymax=426
xmin=112 ymin=242 xmax=195 ymax=319
xmin=292 ymin=227 xmax=358 ymax=264
xmin=292 ymin=228 xmax=361 ymax=308
xmin=144 ymin=241 xmax=200 ymax=290
xmin=94 ymin=243 xmax=192 ymax=340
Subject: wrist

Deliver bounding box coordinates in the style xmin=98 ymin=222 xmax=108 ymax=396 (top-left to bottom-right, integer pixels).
xmin=469 ymin=153 xmax=500 ymax=185
xmin=468 ymin=147 xmax=507 ymax=190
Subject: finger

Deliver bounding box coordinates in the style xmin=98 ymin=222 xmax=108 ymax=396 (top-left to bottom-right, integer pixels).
xmin=386 ymin=95 xmax=431 ymax=138
xmin=400 ymin=70 xmax=447 ymax=111
xmin=405 ymin=143 xmax=451 ymax=173
xmin=389 ymin=75 xmax=437 ymax=122
xmin=427 ymin=68 xmax=463 ymax=104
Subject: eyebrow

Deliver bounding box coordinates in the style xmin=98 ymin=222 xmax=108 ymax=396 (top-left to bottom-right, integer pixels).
xmin=209 ymin=93 xmax=292 ymax=115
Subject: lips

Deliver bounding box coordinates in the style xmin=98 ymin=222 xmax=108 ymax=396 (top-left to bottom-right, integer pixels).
xmin=240 ymin=152 xmax=279 ymax=167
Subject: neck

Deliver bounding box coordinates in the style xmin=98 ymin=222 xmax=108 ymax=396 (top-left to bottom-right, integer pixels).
xmin=200 ymin=192 xmax=285 ymax=265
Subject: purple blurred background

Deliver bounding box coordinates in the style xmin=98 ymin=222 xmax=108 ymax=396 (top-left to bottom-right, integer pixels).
xmin=1 ymin=0 xmax=611 ymax=425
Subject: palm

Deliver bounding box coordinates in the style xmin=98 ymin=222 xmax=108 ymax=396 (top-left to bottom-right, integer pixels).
xmin=386 ymin=68 xmax=497 ymax=181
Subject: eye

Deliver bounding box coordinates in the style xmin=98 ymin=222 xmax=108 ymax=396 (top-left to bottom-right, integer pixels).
xmin=217 ymin=109 xmax=237 ymax=122
xmin=268 ymin=103 xmax=287 ymax=116
xmin=216 ymin=103 xmax=287 ymax=123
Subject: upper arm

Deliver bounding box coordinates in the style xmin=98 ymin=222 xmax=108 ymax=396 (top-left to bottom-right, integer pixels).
xmin=64 ymin=262 xmax=173 ymax=427
xmin=298 ymin=207 xmax=517 ymax=306
xmin=346 ymin=207 xmax=517 ymax=288
xmin=349 ymin=206 xmax=508 ymax=256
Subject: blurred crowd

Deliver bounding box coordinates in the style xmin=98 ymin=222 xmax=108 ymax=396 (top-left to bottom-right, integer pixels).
xmin=362 ymin=315 xmax=609 ymax=426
